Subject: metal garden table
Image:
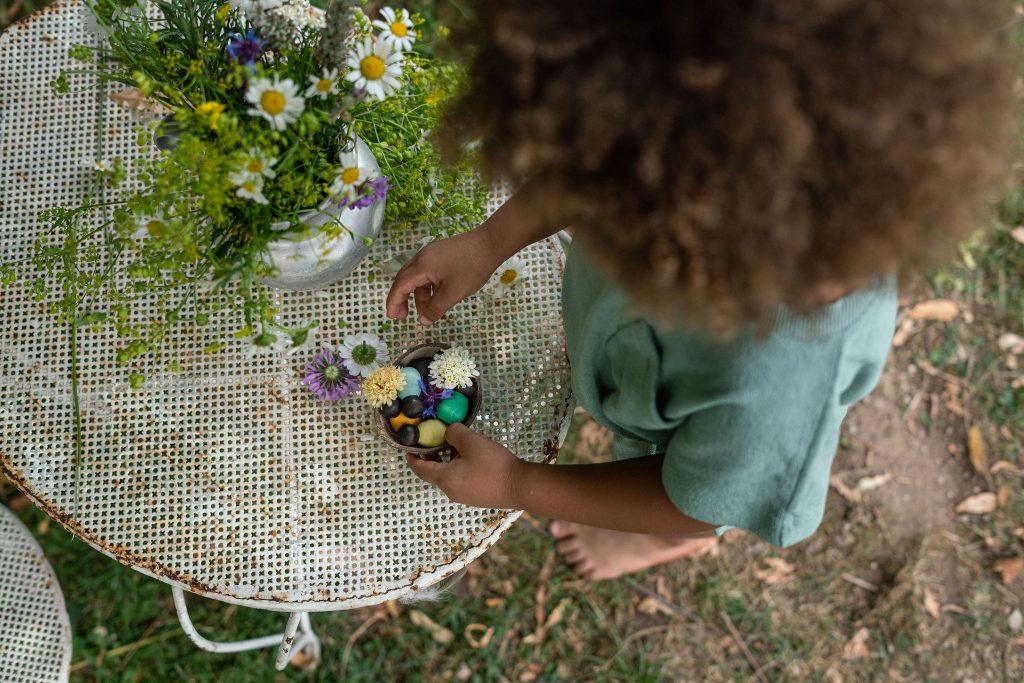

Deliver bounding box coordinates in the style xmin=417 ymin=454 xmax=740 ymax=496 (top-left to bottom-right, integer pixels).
xmin=0 ymin=1 xmax=573 ymax=669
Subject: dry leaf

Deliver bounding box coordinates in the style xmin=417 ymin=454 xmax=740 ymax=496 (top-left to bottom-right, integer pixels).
xmin=998 ymin=333 xmax=1024 ymax=353
xmin=942 ymin=604 xmax=968 ymax=615
xmin=409 ymin=610 xmax=454 ymax=644
xmin=464 ymin=623 xmax=494 ymax=649
xmin=1010 ymin=608 xmax=1023 ymax=633
xmin=998 ymin=485 xmax=1009 ymax=509
xmin=923 ymin=587 xmax=941 ymax=620
xmin=545 ymin=598 xmax=570 ymax=628
xmin=855 ymin=473 xmax=891 ymax=492
xmin=1011 ymin=226 xmax=1024 ymax=245
xmin=109 ymin=88 xmax=170 ymax=115
xmin=892 ymin=318 xmax=915 ymax=347
xmin=637 ymin=596 xmax=675 ymax=617
xmin=9 ymin=495 xmax=31 ymax=512
xmin=908 ymin=299 xmax=959 ymax=322
xmin=289 ymin=649 xmax=318 ymax=671
xmin=830 ymin=475 xmax=862 ymax=504
xmin=967 ymin=425 xmax=987 ymax=474
xmin=754 ymin=557 xmax=796 ymax=585
xmin=994 ymin=557 xmax=1024 ymax=585
xmin=519 ymin=663 xmax=542 ymax=681
xmin=36 ymin=518 xmax=50 ymax=535
xmin=955 ymin=492 xmax=997 ymax=515
xmin=824 ymin=664 xmax=844 ymax=683
xmin=842 ymin=627 xmax=870 ymax=660
xmin=484 ymin=597 xmax=505 ymax=609
xmin=456 ymin=663 xmax=472 ymax=682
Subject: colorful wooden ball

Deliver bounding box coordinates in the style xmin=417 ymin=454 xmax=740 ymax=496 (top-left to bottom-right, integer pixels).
xmin=389 ymin=414 xmax=421 ymax=432
xmin=397 ymin=367 xmax=422 ymax=400
xmin=396 ymin=424 xmax=420 ymax=446
xmin=436 ymin=392 xmax=469 ymax=424
xmin=417 ymin=419 xmax=447 ymax=448
xmin=401 ymin=395 xmax=424 ymax=419
xmin=381 ymin=399 xmax=401 ymax=419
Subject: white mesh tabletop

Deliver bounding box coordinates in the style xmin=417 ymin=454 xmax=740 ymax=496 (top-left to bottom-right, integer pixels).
xmin=0 ymin=1 xmax=572 ymax=611
xmin=0 ymin=505 xmax=73 ymax=683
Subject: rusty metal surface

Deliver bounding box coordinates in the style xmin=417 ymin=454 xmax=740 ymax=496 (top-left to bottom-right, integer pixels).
xmin=0 ymin=1 xmax=573 ymax=611
xmin=0 ymin=504 xmax=72 ymax=683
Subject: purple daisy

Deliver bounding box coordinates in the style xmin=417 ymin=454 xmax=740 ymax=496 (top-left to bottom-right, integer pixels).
xmin=419 ymin=378 xmax=454 ymax=419
xmin=226 ymin=29 xmax=266 ymax=67
xmin=303 ymin=346 xmax=360 ymax=401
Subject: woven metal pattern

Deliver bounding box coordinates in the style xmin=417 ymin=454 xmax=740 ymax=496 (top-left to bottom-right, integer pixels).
xmin=0 ymin=505 xmax=72 ymax=683
xmin=0 ymin=1 xmax=572 ymax=610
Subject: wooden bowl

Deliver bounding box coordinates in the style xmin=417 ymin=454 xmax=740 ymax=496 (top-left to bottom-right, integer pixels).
xmin=375 ymin=343 xmax=482 ymax=458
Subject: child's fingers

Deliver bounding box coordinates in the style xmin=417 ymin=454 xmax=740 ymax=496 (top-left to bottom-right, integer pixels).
xmin=413 ymin=285 xmax=434 ymax=326
xmin=445 ymin=422 xmax=478 ymax=454
xmin=405 ymin=453 xmax=445 ymax=484
xmin=386 ymin=266 xmax=434 ymax=319
xmin=415 ymin=281 xmax=458 ymax=326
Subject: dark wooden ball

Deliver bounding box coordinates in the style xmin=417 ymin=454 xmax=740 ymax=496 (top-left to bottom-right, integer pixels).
xmin=395 ymin=424 xmax=419 ymax=446
xmin=401 ymin=395 xmax=424 ymax=419
xmin=409 ymin=357 xmax=431 ymax=377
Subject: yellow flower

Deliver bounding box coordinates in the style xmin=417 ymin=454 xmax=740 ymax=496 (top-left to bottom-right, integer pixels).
xmin=362 ymin=365 xmax=406 ymax=408
xmin=195 ymin=101 xmax=225 ymax=130
xmin=425 ymin=90 xmax=444 ymax=106
xmin=216 ymin=3 xmax=231 ymax=23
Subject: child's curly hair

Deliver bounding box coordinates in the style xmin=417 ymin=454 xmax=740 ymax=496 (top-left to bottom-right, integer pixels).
xmin=440 ymin=0 xmax=1018 ymax=326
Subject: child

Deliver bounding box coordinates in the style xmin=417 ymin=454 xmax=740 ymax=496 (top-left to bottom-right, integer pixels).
xmin=386 ymin=0 xmax=1015 ymax=580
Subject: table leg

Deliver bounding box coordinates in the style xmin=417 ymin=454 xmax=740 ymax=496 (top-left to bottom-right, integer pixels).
xmin=171 ymin=587 xmax=321 ymax=670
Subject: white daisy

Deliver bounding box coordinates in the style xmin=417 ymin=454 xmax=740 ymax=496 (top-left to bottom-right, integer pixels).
xmin=306 ymin=68 xmax=340 ymax=99
xmin=490 ymin=255 xmax=530 ymax=299
xmin=132 ymin=214 xmax=165 ymax=241
xmin=373 ymin=7 xmax=416 ymax=52
xmin=235 ymin=147 xmax=278 ymax=182
xmin=329 ymin=150 xmax=375 ymax=200
xmin=344 ymin=38 xmax=404 ymax=102
xmin=338 ymin=332 xmax=389 ymax=377
xmin=232 ymin=174 xmax=269 ymax=205
xmin=276 ymin=322 xmax=319 ymax=356
xmin=245 ymin=76 xmax=305 ymax=131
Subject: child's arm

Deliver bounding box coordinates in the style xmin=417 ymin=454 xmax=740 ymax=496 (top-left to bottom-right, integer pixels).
xmin=406 ymin=424 xmax=718 ymax=537
xmin=386 ymin=176 xmax=562 ymax=325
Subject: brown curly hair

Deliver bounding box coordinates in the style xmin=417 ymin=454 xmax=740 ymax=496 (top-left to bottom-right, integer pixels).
xmin=440 ymin=0 xmax=1018 ymax=326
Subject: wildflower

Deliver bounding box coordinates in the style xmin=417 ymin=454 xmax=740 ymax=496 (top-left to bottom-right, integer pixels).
xmin=344 ymin=38 xmax=403 ymax=102
xmin=303 ymin=345 xmax=360 ymax=400
xmin=373 ymin=7 xmax=416 ymax=52
xmin=195 ymin=101 xmax=225 ymax=130
xmin=348 ymin=176 xmax=390 ymax=210
xmin=361 ymin=365 xmax=407 ymax=408
xmin=216 ymin=3 xmax=232 ymax=23
xmin=330 ymin=150 xmax=375 ymax=201
xmin=338 ymin=332 xmax=389 ymax=377
xmin=419 ymin=378 xmax=454 ymax=419
xmin=428 ymin=346 xmax=479 ymax=390
xmin=489 ymin=255 xmax=529 ymax=299
xmin=245 ymin=76 xmax=305 ymax=130
xmin=243 ymin=330 xmax=279 ymax=358
xmin=306 ymin=68 xmax=340 ymax=98
xmin=235 ymin=147 xmax=278 ymax=182
xmin=226 ymin=29 xmax=266 ymax=67
xmin=277 ymin=320 xmax=318 ymax=356
xmin=230 ymin=174 xmax=269 ymax=204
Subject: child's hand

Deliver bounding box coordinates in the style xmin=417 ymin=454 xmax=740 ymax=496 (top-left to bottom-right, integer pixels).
xmin=385 ymin=229 xmax=502 ymax=325
xmin=405 ymin=423 xmax=524 ymax=509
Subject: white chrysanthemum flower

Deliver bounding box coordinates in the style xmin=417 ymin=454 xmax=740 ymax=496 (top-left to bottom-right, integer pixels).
xmin=329 ymin=150 xmax=375 ymax=200
xmin=338 ymin=332 xmax=389 ymax=377
xmin=233 ymin=147 xmax=277 ymax=183
xmin=306 ymin=68 xmax=340 ymax=98
xmin=245 ymin=76 xmax=305 ymax=131
xmin=231 ymin=174 xmax=269 ymax=204
xmin=373 ymin=7 xmax=416 ymax=51
xmin=132 ymin=214 xmax=165 ymax=241
xmin=344 ymin=38 xmax=403 ymax=102
xmin=429 ymin=346 xmax=480 ymax=390
xmin=489 ymin=255 xmax=530 ymax=299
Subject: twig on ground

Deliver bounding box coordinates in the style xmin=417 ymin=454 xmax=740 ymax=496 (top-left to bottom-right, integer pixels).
xmin=840 ymin=573 xmax=879 ymax=592
xmin=589 ymin=625 xmax=670 ymax=676
xmin=339 ymin=612 xmax=386 ymax=680
xmin=69 ymin=630 xmax=180 ymax=672
xmin=720 ymin=610 xmax=771 ymax=683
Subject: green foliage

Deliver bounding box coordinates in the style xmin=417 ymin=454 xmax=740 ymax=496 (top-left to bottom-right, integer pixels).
xmin=12 ymin=0 xmax=486 ymax=383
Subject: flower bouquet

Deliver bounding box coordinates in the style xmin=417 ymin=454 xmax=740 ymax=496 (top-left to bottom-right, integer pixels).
xmin=26 ymin=0 xmax=484 ymax=384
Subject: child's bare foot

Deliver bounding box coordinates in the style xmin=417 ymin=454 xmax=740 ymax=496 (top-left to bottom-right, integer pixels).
xmin=549 ymin=521 xmax=718 ymax=581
